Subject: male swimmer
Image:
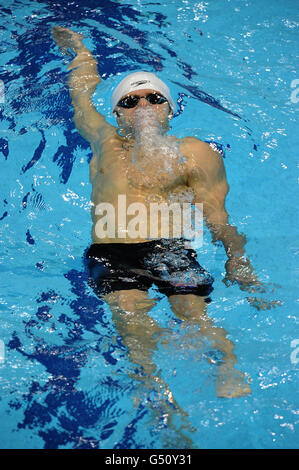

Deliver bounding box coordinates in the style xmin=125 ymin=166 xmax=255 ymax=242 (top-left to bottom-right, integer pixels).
xmin=51 ymin=26 xmax=263 ymax=399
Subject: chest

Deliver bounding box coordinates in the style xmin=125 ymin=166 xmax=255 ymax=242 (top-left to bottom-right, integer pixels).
xmin=100 ymin=139 xmax=190 ymax=192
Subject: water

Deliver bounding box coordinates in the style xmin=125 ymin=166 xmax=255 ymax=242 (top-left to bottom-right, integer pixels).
xmin=132 ymin=106 xmax=181 ymax=164
xmin=130 ymin=105 xmax=186 ymax=189
xmin=0 ymin=0 xmax=298 ymax=449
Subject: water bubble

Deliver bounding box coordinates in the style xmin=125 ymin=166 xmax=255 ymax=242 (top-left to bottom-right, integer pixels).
xmin=127 ymin=107 xmax=186 ymax=189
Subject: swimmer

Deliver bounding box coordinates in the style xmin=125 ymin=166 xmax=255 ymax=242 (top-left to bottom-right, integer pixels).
xmin=52 ymin=26 xmax=264 ymax=400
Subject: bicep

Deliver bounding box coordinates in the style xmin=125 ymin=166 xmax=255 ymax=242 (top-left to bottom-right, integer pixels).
xmin=202 ymin=180 xmax=229 ymax=225
xmin=188 ymin=142 xmax=230 ymax=224
xmin=72 ymin=94 xmax=115 ymax=142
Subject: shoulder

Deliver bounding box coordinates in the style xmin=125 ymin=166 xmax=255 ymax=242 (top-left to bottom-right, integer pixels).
xmin=180 ymin=136 xmax=223 ymax=159
xmin=180 ymin=136 xmax=226 ymax=182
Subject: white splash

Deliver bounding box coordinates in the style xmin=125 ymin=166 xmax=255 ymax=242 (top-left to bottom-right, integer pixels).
xmin=131 ymin=106 xmax=185 ymax=173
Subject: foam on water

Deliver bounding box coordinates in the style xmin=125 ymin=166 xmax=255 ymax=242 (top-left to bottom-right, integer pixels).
xmin=131 ymin=106 xmax=185 ymax=173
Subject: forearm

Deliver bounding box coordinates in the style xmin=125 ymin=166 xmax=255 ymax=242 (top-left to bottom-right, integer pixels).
xmin=203 ymin=202 xmax=246 ymax=259
xmin=204 ymin=202 xmax=265 ymax=293
xmin=67 ymin=45 xmax=101 ymax=97
xmin=208 ymin=221 xmax=246 ymax=259
xmin=207 ymin=218 xmax=261 ymax=290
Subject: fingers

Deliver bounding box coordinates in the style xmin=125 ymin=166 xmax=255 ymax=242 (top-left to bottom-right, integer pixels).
xmin=246 ymin=296 xmax=284 ymax=311
xmin=222 ymin=277 xmax=233 ymax=287
xmin=223 ymin=275 xmax=283 ymax=311
xmin=52 ymin=25 xmax=71 ymax=33
xmin=51 ymin=25 xmax=68 ymax=38
xmin=222 ymin=274 xmax=267 ymax=294
xmin=51 ymin=25 xmax=84 ymax=38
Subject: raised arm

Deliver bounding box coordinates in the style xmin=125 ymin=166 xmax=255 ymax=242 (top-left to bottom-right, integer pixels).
xmin=187 ymin=140 xmax=262 ymax=293
xmin=52 ymin=26 xmax=115 ymax=143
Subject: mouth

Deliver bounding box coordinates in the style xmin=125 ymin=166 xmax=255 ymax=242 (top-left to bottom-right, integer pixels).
xmin=132 ymin=106 xmax=162 ymax=136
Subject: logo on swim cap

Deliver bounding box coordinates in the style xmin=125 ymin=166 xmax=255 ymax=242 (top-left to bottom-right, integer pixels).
xmin=130 ymin=80 xmax=150 ymax=87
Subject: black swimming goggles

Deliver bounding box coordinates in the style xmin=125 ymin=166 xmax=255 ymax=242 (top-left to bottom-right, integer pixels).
xmin=116 ymin=92 xmax=168 ymax=109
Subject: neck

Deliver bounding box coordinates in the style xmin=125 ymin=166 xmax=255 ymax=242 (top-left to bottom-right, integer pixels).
xmin=128 ymin=107 xmax=184 ymax=169
xmin=131 ymin=107 xmax=163 ymax=164
xmin=133 ymin=106 xmax=163 ymax=140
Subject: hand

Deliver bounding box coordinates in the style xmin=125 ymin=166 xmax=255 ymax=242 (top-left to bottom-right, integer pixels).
xmin=223 ymin=256 xmax=265 ymax=293
xmin=246 ymin=296 xmax=283 ymax=311
xmin=223 ymin=257 xmax=283 ymax=311
xmin=216 ymin=365 xmax=252 ymax=398
xmin=51 ymin=26 xmax=84 ymax=55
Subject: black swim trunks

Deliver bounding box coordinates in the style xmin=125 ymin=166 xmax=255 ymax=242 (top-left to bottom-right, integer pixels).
xmin=86 ymin=238 xmax=214 ymax=298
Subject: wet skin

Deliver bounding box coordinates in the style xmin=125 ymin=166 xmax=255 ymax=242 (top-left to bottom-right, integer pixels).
xmin=52 ymin=26 xmax=277 ymax=409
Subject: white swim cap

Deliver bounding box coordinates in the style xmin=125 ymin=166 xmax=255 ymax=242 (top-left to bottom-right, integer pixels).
xmin=111 ymin=71 xmax=175 ymax=115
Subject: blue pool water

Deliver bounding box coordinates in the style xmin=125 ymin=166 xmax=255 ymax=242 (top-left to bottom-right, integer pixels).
xmin=0 ymin=0 xmax=298 ymax=449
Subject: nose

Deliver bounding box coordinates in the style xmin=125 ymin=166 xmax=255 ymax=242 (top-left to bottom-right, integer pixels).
xmin=137 ymin=97 xmax=150 ymax=108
